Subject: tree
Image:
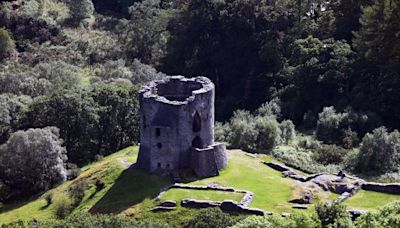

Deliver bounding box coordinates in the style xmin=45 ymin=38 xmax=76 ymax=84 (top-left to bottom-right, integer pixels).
xmin=278 ymin=36 xmax=355 ymax=124
xmin=0 ymin=94 xmax=32 ymax=144
xmin=0 ymin=27 xmax=15 ymax=60
xmin=0 ymin=127 xmax=67 ymax=195
xmin=119 ymin=0 xmax=175 ymax=64
xmin=21 ymin=89 xmax=100 ymax=165
xmin=355 ymin=127 xmax=400 ymax=174
xmin=70 ymin=0 xmax=94 ymax=22
xmin=353 ymin=0 xmax=400 ymax=65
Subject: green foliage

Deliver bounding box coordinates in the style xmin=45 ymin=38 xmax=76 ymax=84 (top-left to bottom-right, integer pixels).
xmin=316 ymin=202 xmax=354 ymax=228
xmin=355 ymin=202 xmax=400 ymax=228
xmin=36 ymin=212 xmax=167 ymax=228
xmin=119 ymin=0 xmax=176 ymax=64
xmin=231 ymin=213 xmax=320 ymax=228
xmin=314 ymin=144 xmax=348 ymax=165
xmin=69 ymin=0 xmax=94 ymax=21
xmin=278 ymin=36 xmax=355 ymax=123
xmin=184 ymin=208 xmax=239 ymax=228
xmin=0 ymin=28 xmax=14 ymax=60
xmin=21 ymin=84 xmax=139 ymax=165
xmin=280 ymin=120 xmax=296 ymax=144
xmin=53 ymin=195 xmax=73 ymax=219
xmin=254 ymin=116 xmax=281 ymax=152
xmin=0 ymin=127 xmax=67 ymax=196
xmin=355 ymin=127 xmax=400 ymax=174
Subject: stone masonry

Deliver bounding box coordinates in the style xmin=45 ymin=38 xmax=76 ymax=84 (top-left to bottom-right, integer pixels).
xmin=135 ymin=76 xmax=228 ymax=178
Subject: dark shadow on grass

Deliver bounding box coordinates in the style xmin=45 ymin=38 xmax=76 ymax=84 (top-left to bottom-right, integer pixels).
xmin=90 ymin=166 xmax=172 ymax=214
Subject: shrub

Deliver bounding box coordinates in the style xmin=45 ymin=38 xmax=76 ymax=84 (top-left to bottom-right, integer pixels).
xmin=44 ymin=193 xmax=53 ymax=206
xmin=355 ymin=127 xmax=400 ymax=174
xmin=0 ymin=127 xmax=68 ymax=196
xmin=53 ymin=195 xmax=73 ymax=219
xmin=215 ymin=122 xmax=230 ymax=143
xmin=315 ymin=202 xmax=354 ymax=228
xmin=254 ymin=116 xmax=281 ymax=152
xmin=231 ymin=213 xmax=320 ymax=228
xmin=316 ymin=106 xmax=380 ymax=147
xmin=341 ymin=128 xmax=359 ymax=149
xmin=69 ymin=179 xmax=89 ymax=204
xmin=280 ymin=120 xmax=296 ymax=144
xmin=0 ymin=27 xmax=15 ymax=60
xmin=356 ymin=202 xmax=400 ymax=228
xmin=184 ymin=208 xmax=240 ymax=228
xmin=228 ymin=110 xmax=258 ymax=152
xmin=256 ymin=98 xmax=281 ymax=119
xmin=316 ymin=106 xmax=346 ymax=145
xmin=314 ymin=144 xmax=348 ymax=165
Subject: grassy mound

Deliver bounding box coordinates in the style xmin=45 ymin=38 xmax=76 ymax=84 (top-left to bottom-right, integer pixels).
xmin=1 ymin=147 xmax=399 ymax=225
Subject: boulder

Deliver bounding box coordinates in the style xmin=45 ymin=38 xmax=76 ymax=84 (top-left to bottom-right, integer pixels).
xmin=347 ymin=209 xmax=367 ymax=221
xmin=159 ymin=200 xmax=177 ymax=207
xmin=289 ymin=190 xmax=313 ymax=204
xmin=292 ymin=204 xmax=308 ymax=209
xmin=151 ymin=206 xmax=176 ymax=212
xmin=181 ymin=199 xmax=220 ymax=208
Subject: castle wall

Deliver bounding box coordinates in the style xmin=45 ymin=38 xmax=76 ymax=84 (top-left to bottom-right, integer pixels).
xmin=136 ymin=76 xmax=226 ymax=177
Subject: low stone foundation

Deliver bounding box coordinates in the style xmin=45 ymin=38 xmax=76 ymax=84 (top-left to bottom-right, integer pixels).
xmin=362 ymin=182 xmax=400 ymax=194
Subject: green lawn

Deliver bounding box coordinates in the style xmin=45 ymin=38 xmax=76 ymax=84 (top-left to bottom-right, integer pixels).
xmin=1 ymin=147 xmax=400 ymax=225
xmin=183 ymin=150 xmax=296 ymax=213
xmin=161 ymin=189 xmax=244 ymax=202
xmin=343 ymin=190 xmax=400 ymax=210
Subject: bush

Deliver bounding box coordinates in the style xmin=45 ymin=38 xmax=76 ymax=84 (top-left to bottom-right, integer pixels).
xmin=356 ymin=202 xmax=400 ymax=228
xmin=37 ymin=212 xmax=168 ymax=227
xmin=53 ymin=195 xmax=73 ymax=219
xmin=0 ymin=127 xmax=68 ymax=196
xmin=315 ymin=202 xmax=354 ymax=228
xmin=254 ymin=116 xmax=281 ymax=152
xmin=44 ymin=193 xmax=53 ymax=206
xmin=316 ymin=107 xmax=380 ymax=147
xmin=228 ymin=110 xmax=258 ymax=152
xmin=314 ymin=144 xmax=348 ymax=165
xmin=69 ymin=179 xmax=89 ymax=204
xmin=0 ymin=27 xmax=15 ymax=60
xmin=280 ymin=120 xmax=296 ymax=144
xmin=184 ymin=208 xmax=240 ymax=228
xmin=355 ymin=127 xmax=400 ymax=174
xmin=231 ymin=213 xmax=320 ymax=228
xmin=215 ymin=122 xmax=230 ymax=143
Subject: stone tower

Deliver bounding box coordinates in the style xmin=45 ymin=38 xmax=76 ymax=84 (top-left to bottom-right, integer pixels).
xmin=136 ymin=76 xmax=227 ymax=178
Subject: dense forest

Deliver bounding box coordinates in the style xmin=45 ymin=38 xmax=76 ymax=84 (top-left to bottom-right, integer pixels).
xmin=0 ymin=0 xmax=400 ymax=226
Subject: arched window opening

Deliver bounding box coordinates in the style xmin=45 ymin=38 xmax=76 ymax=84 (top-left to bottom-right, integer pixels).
xmin=192 ymin=136 xmax=203 ymax=148
xmin=157 ymin=162 xmax=161 ymax=168
xmin=156 ymin=128 xmax=161 ymax=137
xmin=167 ymin=164 xmax=170 ymax=169
xmin=192 ymin=111 xmax=201 ymax=132
xmin=157 ymin=143 xmax=162 ymax=149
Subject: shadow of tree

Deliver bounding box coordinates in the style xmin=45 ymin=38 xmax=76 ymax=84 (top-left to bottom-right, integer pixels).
xmin=90 ymin=167 xmax=172 ymax=214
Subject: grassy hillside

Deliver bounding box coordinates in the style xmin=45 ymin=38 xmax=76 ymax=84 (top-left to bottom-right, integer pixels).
xmin=1 ymin=147 xmax=399 ymax=225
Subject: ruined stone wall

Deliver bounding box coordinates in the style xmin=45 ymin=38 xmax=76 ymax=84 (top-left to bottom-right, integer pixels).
xmin=136 ymin=76 xmax=225 ymax=176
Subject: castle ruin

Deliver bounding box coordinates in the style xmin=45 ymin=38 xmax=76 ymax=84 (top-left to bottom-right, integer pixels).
xmin=136 ymin=76 xmax=227 ymax=178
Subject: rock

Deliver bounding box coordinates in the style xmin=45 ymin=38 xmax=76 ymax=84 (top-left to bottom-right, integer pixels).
xmin=289 ymin=190 xmax=313 ymax=204
xmin=220 ymin=200 xmax=266 ymax=216
xmin=282 ymin=212 xmax=291 ymax=217
xmin=159 ymin=200 xmax=177 ymax=207
xmin=264 ymin=162 xmax=291 ymax=172
xmin=335 ymin=192 xmax=352 ymax=203
xmin=239 ymin=191 xmax=254 ymax=207
xmin=292 ymin=204 xmax=308 ymax=209
xmin=181 ymin=199 xmax=220 ymax=208
xmin=151 ymin=206 xmax=176 ymax=212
